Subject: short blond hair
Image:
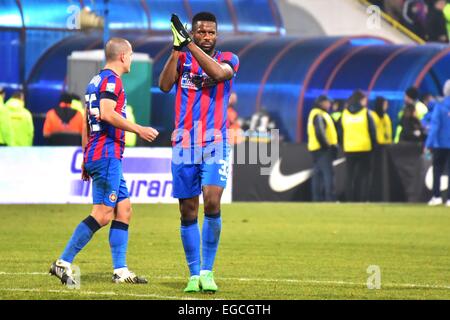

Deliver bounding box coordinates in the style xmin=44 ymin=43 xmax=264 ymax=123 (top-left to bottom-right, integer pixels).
xmin=105 ymin=37 xmax=131 ymax=62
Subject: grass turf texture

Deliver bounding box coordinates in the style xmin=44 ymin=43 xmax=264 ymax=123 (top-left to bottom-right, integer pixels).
xmin=0 ymin=203 xmax=449 ymax=300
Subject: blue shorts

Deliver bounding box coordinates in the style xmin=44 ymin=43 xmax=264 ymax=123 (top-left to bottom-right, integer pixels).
xmin=84 ymin=158 xmax=129 ymax=207
xmin=171 ymin=143 xmax=230 ymax=199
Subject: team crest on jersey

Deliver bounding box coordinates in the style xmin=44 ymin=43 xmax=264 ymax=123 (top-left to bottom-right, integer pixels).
xmin=109 ymin=191 xmax=117 ymax=203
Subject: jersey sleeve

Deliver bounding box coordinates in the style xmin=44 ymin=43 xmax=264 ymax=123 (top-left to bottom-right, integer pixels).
xmin=222 ymin=52 xmax=240 ymax=76
xmin=177 ymin=52 xmax=187 ymax=74
xmin=99 ymin=75 xmax=122 ymax=101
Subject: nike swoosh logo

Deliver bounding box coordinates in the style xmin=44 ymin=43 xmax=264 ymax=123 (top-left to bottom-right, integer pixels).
xmin=269 ymin=158 xmax=346 ymax=193
xmin=183 ymin=63 xmax=192 ymax=67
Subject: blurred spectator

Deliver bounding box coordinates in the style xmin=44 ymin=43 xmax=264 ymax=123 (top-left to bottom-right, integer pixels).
xmin=402 ymin=0 xmax=428 ymax=38
xmin=330 ymin=99 xmax=346 ymax=145
xmin=43 ymin=92 xmax=83 ymax=145
xmin=426 ymin=0 xmax=448 ymax=43
xmin=0 ymin=87 xmax=12 ymax=146
xmin=371 ymin=0 xmax=450 ymax=43
xmin=307 ymin=95 xmax=338 ymax=202
xmin=330 ymin=100 xmax=343 ymax=123
xmin=70 ymin=93 xmax=85 ymax=117
xmin=421 ymin=92 xmax=436 ymax=107
xmin=4 ymin=91 xmax=34 ymax=146
xmin=371 ymin=96 xmax=393 ymax=145
xmin=227 ymin=92 xmax=244 ymax=144
xmin=397 ymin=104 xmax=425 ymax=143
xmin=384 ymin=0 xmax=405 ymax=22
xmin=370 ymin=96 xmax=392 ymax=202
xmin=341 ymin=90 xmax=377 ymax=202
xmin=425 ymin=80 xmax=450 ymax=206
xmin=395 ymin=87 xmax=428 ymax=142
xmin=398 ymin=87 xmax=428 ymax=121
xmin=444 ymin=1 xmax=450 ymax=38
xmin=420 ymin=93 xmax=437 ymax=135
xmin=125 ymin=105 xmax=137 ymax=147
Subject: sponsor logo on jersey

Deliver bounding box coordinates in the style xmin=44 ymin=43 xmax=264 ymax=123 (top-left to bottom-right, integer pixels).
xmin=106 ymin=83 xmax=116 ymax=93
xmin=181 ymin=72 xmax=217 ymax=90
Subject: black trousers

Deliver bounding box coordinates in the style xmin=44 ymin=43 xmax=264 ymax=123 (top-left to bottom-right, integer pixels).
xmin=345 ymin=152 xmax=372 ymax=202
xmin=432 ymin=149 xmax=450 ymax=198
xmin=311 ymin=148 xmax=335 ymax=202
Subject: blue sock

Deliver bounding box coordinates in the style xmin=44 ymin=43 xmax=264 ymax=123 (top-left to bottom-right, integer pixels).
xmin=109 ymin=220 xmax=129 ymax=270
xmin=180 ymin=218 xmax=201 ymax=277
xmin=60 ymin=216 xmax=101 ymax=263
xmin=201 ymin=212 xmax=222 ymax=271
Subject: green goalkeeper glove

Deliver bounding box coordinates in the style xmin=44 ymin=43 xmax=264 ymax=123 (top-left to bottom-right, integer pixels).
xmin=171 ymin=14 xmax=192 ymax=51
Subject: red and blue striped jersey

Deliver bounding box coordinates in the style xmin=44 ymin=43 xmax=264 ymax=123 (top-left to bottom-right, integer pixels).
xmin=173 ymin=50 xmax=239 ymax=147
xmin=84 ymin=69 xmax=127 ymax=163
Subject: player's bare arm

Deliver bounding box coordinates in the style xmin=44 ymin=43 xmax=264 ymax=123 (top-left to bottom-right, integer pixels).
xmin=159 ymin=50 xmax=180 ymax=93
xmin=187 ymin=42 xmax=234 ymax=82
xmin=99 ymin=98 xmax=159 ymax=142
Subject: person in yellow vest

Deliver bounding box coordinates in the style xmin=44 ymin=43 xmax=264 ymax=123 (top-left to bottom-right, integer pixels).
xmin=371 ymin=96 xmax=393 ymax=145
xmin=395 ymin=87 xmax=428 ymax=143
xmin=70 ymin=93 xmax=85 ymax=118
xmin=307 ymin=95 xmax=339 ymax=202
xmin=0 ymin=87 xmax=12 ymax=146
xmin=396 ymin=87 xmax=428 ymax=126
xmin=370 ymin=96 xmax=392 ymax=201
xmin=444 ymin=2 xmax=450 ymax=40
xmin=341 ymin=90 xmax=377 ymax=202
xmin=330 ymin=99 xmax=346 ymax=146
xmin=4 ymin=91 xmax=34 ymax=146
xmin=125 ymin=104 xmax=137 ymax=147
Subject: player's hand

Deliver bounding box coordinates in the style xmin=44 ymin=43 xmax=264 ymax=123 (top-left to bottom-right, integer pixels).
xmin=81 ymin=163 xmax=90 ymax=181
xmin=137 ymin=126 xmax=159 ymax=143
xmin=171 ymin=14 xmax=192 ymax=51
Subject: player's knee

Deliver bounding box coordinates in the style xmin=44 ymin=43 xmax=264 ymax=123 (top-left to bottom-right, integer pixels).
xmin=118 ymin=205 xmax=132 ymax=224
xmin=182 ymin=200 xmax=196 ymax=212
xmin=180 ymin=207 xmax=197 ymax=220
xmin=180 ymin=204 xmax=197 ymax=220
xmin=92 ymin=206 xmax=114 ymax=226
xmin=204 ymin=198 xmax=220 ymax=214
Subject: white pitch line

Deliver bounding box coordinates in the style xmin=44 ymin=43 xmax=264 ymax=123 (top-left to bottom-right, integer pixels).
xmin=0 ymin=288 xmax=203 ymax=300
xmin=0 ymin=272 xmax=47 ymax=275
xmin=1 ymin=272 xmax=450 ymax=291
xmin=155 ymin=275 xmax=450 ymax=290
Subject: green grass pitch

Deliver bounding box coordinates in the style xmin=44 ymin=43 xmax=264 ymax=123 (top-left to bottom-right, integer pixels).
xmin=0 ymin=203 xmax=449 ymax=300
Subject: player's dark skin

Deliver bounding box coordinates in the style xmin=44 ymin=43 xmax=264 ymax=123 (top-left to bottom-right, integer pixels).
xmin=159 ymin=20 xmax=235 ymax=220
